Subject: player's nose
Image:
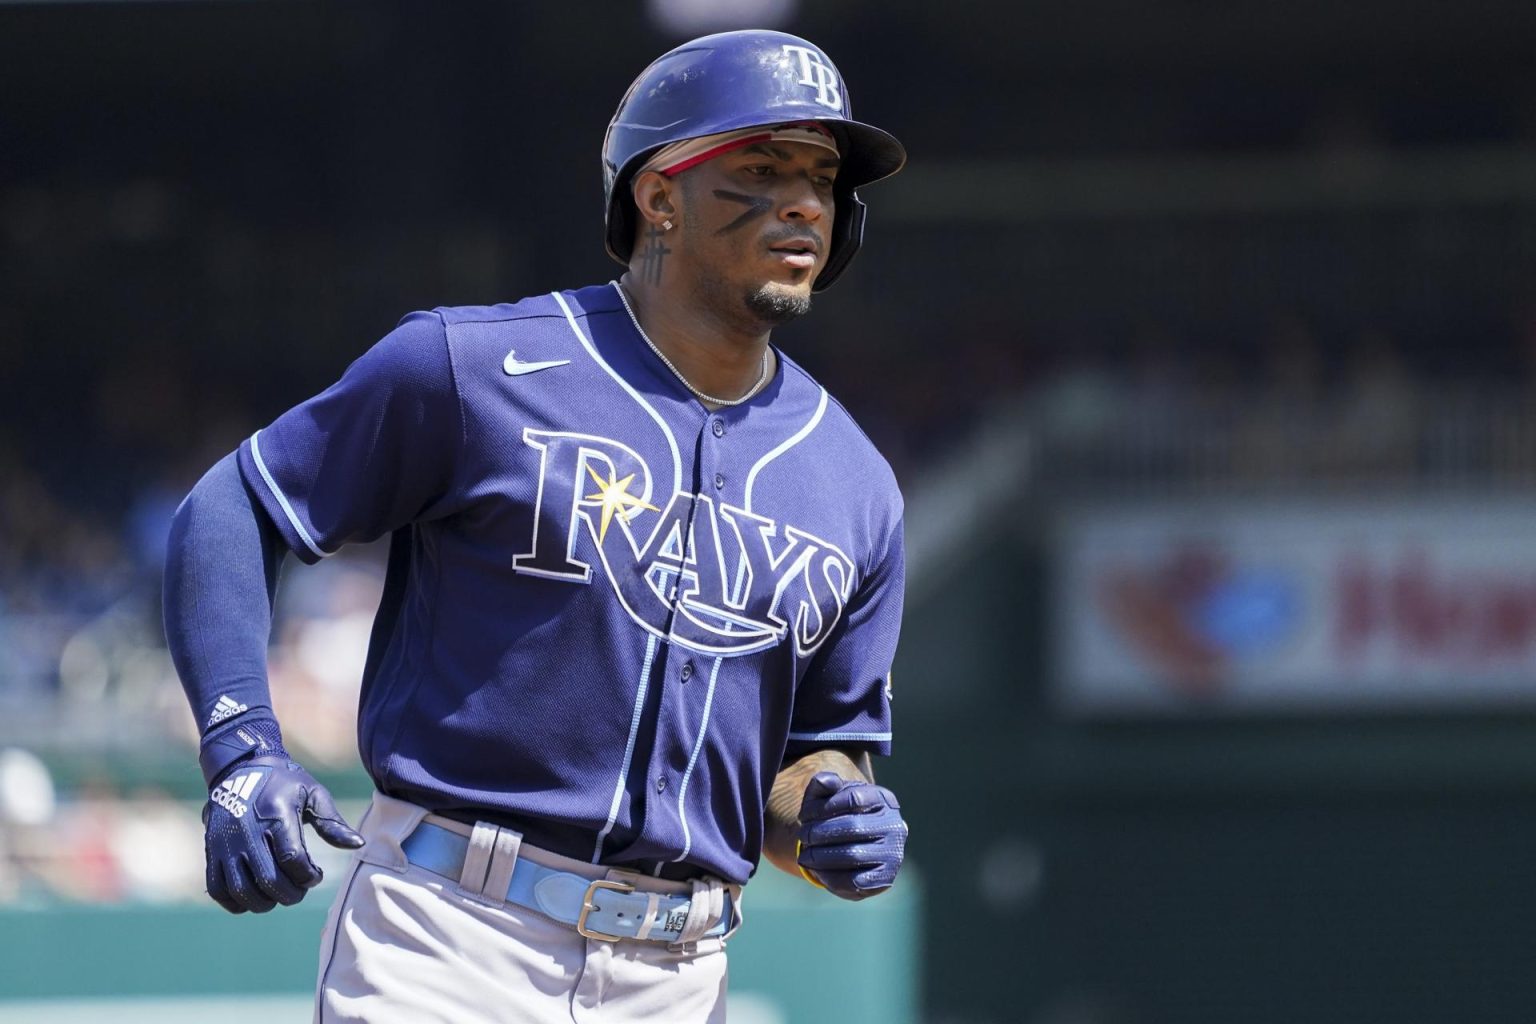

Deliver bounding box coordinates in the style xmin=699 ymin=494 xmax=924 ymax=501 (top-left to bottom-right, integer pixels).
xmin=779 ymin=175 xmax=828 ymax=224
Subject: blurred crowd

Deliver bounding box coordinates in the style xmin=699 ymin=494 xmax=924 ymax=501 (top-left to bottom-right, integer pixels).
xmin=826 ymin=301 xmax=1536 ymax=491
xmin=0 ymin=457 xmax=382 ymax=904
xmin=1014 ymin=310 xmax=1536 ymax=489
xmin=0 ymin=747 xmax=360 ymax=907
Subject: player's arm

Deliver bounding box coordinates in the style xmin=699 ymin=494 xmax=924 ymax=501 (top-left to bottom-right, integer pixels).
xmin=762 ymin=746 xmax=872 ymax=874
xmin=165 ymin=312 xmax=461 ymax=913
xmin=765 ymin=489 xmax=908 ymax=899
xmin=164 ymin=454 xmax=363 ymax=914
xmin=763 ymin=744 xmax=906 ymax=901
xmin=163 ymin=451 xmax=286 ymax=781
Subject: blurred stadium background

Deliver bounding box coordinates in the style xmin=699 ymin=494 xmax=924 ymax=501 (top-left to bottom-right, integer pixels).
xmin=6 ymin=1 xmax=1536 ymax=1021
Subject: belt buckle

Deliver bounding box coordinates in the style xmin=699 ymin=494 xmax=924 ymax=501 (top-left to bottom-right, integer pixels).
xmin=576 ymin=878 xmax=638 ymax=941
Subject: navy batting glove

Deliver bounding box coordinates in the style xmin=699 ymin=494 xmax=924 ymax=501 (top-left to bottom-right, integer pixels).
xmin=795 ymin=771 xmax=908 ymax=901
xmin=203 ymin=754 xmax=365 ymax=914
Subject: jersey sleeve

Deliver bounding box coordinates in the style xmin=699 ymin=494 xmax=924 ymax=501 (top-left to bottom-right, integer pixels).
xmin=784 ymin=514 xmax=904 ymax=760
xmin=236 ymin=311 xmax=463 ymax=563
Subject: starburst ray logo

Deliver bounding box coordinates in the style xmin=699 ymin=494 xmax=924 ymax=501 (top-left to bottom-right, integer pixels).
xmin=584 ymin=463 xmax=659 ymax=542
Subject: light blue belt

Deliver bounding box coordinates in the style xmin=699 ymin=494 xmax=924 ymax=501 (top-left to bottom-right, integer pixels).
xmin=400 ymin=821 xmax=732 ymax=944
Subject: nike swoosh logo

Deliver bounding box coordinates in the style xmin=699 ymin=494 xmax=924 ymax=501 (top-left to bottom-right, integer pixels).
xmin=503 ymin=351 xmax=571 ymax=376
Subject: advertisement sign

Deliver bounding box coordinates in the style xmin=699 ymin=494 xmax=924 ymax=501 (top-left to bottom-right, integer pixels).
xmin=1054 ymin=497 xmax=1536 ymax=713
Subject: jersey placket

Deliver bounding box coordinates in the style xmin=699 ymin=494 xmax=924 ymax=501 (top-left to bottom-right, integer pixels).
xmin=627 ymin=411 xmax=738 ymax=868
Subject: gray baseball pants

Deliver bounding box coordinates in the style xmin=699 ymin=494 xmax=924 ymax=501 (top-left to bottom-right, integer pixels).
xmin=313 ymin=792 xmax=739 ymax=1023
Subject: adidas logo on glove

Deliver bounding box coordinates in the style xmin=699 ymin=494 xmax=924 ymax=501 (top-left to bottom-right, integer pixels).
xmin=211 ymin=769 xmax=265 ymax=818
xmin=207 ymin=694 xmax=248 ymax=727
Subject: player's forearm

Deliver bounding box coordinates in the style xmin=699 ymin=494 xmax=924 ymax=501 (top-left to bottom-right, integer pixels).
xmin=163 ymin=452 xmax=289 ymax=781
xmin=761 ymin=748 xmax=873 ymax=877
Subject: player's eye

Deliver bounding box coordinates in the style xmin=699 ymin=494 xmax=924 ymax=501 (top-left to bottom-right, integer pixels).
xmin=743 ymin=164 xmax=776 ymax=177
xmin=813 ymin=175 xmax=837 ymax=189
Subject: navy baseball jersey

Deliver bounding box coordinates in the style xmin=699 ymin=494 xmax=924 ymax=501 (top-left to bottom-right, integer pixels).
xmin=233 ymin=282 xmax=903 ymax=884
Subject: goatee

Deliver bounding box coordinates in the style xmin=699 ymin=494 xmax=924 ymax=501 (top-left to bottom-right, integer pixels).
xmin=745 ymin=285 xmax=811 ymax=325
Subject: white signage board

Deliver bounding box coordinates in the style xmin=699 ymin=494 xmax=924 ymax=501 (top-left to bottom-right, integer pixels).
xmin=1054 ymin=497 xmax=1536 ymax=714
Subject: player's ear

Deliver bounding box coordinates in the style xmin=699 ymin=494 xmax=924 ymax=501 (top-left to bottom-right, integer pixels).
xmin=631 ymin=170 xmax=679 ymax=234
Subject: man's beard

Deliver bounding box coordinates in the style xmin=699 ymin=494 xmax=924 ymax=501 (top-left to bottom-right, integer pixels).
xmin=745 ymin=282 xmax=812 ymax=325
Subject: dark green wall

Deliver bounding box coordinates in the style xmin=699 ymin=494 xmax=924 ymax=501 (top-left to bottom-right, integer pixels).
xmin=886 ymin=524 xmax=1536 ymax=1024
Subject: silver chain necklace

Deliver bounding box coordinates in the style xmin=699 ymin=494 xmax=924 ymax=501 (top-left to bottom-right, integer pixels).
xmin=613 ymin=282 xmax=770 ymax=407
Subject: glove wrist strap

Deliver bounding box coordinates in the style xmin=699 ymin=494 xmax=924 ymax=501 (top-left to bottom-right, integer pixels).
xmin=199 ymin=714 xmax=287 ymax=786
xmin=794 ymin=840 xmax=828 ymax=891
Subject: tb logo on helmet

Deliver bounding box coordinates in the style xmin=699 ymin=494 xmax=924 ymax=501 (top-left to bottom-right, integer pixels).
xmin=781 ymin=44 xmax=843 ymax=112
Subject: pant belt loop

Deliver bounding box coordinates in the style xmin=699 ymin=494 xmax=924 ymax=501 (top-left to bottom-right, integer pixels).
xmin=633 ymin=892 xmax=663 ymax=940
xmin=483 ymin=827 xmax=522 ymax=904
xmin=672 ymin=878 xmax=723 ymax=950
xmin=722 ymin=884 xmax=744 ymax=939
xmin=456 ymin=821 xmax=500 ymax=902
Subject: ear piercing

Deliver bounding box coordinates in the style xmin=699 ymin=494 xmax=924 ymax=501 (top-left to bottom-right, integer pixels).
xmin=662 ymin=220 xmax=674 ymax=231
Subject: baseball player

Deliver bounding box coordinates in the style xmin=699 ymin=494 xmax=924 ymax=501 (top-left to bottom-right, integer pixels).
xmin=164 ymin=29 xmax=909 ymax=1023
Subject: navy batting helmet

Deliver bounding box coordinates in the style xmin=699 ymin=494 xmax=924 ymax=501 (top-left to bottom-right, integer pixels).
xmin=603 ymin=30 xmax=906 ymax=292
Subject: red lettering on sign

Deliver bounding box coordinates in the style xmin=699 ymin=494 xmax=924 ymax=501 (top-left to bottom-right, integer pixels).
xmin=1335 ymin=549 xmax=1536 ymax=662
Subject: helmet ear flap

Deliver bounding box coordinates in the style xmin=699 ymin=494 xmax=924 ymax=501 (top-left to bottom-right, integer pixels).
xmin=610 ymin=195 xmax=635 ymax=264
xmin=813 ymin=191 xmax=867 ymax=293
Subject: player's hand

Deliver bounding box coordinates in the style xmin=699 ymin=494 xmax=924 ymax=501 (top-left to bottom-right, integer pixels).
xmin=202 ymin=754 xmax=365 ymax=914
xmin=795 ymin=771 xmax=907 ymax=901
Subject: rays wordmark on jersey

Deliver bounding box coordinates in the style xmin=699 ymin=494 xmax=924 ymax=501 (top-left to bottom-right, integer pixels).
xmin=513 ymin=430 xmax=855 ymax=658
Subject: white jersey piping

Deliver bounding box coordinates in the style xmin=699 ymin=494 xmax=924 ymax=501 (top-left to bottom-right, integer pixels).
xmin=248 ymin=430 xmax=329 ymax=559
xmin=744 ymin=387 xmax=828 ymax=512
xmin=593 ymin=633 xmax=660 ymax=863
xmin=553 ymin=289 xmax=683 ymax=498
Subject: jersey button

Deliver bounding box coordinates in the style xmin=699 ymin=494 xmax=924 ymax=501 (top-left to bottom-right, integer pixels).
xmin=656 ymin=777 xmax=668 ymax=793
xmin=680 ymin=662 xmax=694 ymax=682
xmin=711 ymin=419 xmax=725 ymax=438
xmin=713 ymin=473 xmax=725 ymax=490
